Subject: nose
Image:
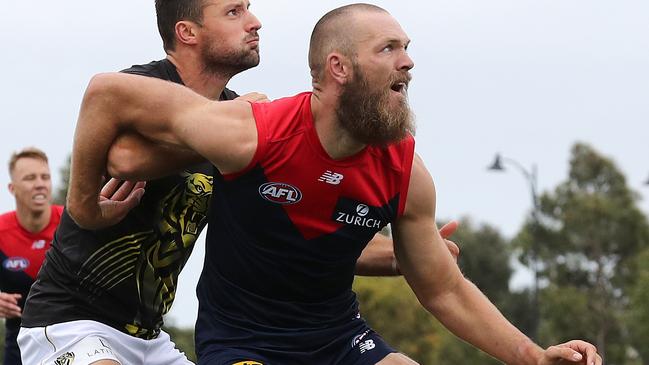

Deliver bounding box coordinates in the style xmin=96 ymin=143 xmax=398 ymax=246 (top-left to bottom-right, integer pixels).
xmin=246 ymin=11 xmax=262 ymax=33
xmin=35 ymin=176 xmax=50 ymax=190
xmin=398 ymin=53 xmax=414 ymax=72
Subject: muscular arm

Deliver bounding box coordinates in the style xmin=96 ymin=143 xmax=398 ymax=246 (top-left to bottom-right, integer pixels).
xmin=106 ymin=92 xmax=270 ymax=180
xmin=68 ymin=72 xmax=257 ymax=229
xmin=392 ymin=155 xmax=544 ymax=364
xmin=107 ymin=132 xmax=203 ymax=180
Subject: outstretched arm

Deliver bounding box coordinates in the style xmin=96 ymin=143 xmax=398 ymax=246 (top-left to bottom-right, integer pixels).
xmin=107 ymin=92 xmax=270 ymax=180
xmin=108 ymin=132 xmax=203 ymax=180
xmin=355 ymin=221 xmax=459 ymax=276
xmin=392 ymin=155 xmax=600 ymax=365
xmin=68 ymin=73 xmax=257 ymax=229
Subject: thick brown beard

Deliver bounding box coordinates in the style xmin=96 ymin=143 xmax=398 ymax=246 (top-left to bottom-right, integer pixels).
xmin=336 ymin=63 xmax=414 ymax=147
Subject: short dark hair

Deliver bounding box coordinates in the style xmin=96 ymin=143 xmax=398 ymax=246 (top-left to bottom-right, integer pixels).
xmin=308 ymin=3 xmax=387 ymax=81
xmin=155 ymin=0 xmax=206 ymax=52
xmin=8 ymin=147 xmax=49 ymax=176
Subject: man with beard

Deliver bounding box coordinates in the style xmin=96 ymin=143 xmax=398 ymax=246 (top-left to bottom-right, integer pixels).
xmin=0 ymin=148 xmax=63 ymax=365
xmin=63 ymin=3 xmax=600 ymax=365
xmin=18 ymin=2 xmax=416 ymax=365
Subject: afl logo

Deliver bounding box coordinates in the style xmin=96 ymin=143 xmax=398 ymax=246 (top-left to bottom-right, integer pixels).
xmin=258 ymin=182 xmax=302 ymax=205
xmin=356 ymin=204 xmax=370 ymax=217
xmin=3 ymin=257 xmax=29 ymax=272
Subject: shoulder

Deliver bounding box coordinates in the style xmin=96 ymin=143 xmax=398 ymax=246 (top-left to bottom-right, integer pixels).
xmin=402 ymin=155 xmax=436 ymax=218
xmin=51 ymin=205 xmax=64 ymax=221
xmin=0 ymin=211 xmax=17 ymax=232
xmin=250 ymin=92 xmax=312 ymax=138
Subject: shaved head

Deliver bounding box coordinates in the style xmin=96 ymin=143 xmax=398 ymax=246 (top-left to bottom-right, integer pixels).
xmin=308 ymin=3 xmax=388 ymax=81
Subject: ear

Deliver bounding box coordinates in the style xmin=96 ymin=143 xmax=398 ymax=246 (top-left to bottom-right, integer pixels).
xmin=7 ymin=182 xmax=14 ymax=195
xmin=325 ymin=53 xmax=352 ymax=85
xmin=174 ymin=20 xmax=200 ymax=46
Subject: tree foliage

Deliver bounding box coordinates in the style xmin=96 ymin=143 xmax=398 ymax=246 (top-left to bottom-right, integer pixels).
xmin=354 ymin=217 xmax=515 ymax=364
xmin=626 ymin=248 xmax=649 ymax=364
xmin=53 ymin=154 xmax=70 ymax=205
xmin=516 ymin=143 xmax=649 ymax=363
xmin=163 ymin=325 xmax=196 ymax=362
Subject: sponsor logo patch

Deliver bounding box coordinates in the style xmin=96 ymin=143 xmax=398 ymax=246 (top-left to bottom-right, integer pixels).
xmin=351 ymin=330 xmax=371 ymax=348
xmin=318 ymin=170 xmax=344 ymax=185
xmin=54 ymin=352 xmax=75 ymax=365
xmin=31 ymin=239 xmax=47 ymax=249
xmin=232 ymin=361 xmax=264 ymax=365
xmin=3 ymin=257 xmax=29 ymax=272
xmin=359 ymin=339 xmax=376 ymax=354
xmin=258 ymin=182 xmax=302 ymax=205
xmin=335 ymin=203 xmax=382 ymax=229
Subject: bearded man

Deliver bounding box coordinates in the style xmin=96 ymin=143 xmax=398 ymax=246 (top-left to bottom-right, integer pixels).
xmin=65 ymin=3 xmax=600 ymax=365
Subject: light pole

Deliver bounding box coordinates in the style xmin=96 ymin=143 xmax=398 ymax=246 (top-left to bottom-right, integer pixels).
xmin=487 ymin=153 xmax=541 ymax=341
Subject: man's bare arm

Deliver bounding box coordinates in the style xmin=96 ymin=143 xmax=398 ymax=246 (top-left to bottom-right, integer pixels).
xmin=68 ymin=73 xmax=257 ymax=229
xmin=107 ymin=92 xmax=270 ymax=180
xmin=392 ymin=155 xmax=600 ymax=365
xmin=355 ymin=233 xmax=398 ymax=276
xmin=108 ymin=132 xmax=203 ymax=180
xmin=355 ymin=222 xmax=459 ymax=276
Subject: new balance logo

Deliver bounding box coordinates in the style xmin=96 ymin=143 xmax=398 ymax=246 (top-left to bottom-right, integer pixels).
xmin=359 ymin=339 xmax=376 ymax=354
xmin=32 ymin=239 xmax=46 ymax=249
xmin=318 ymin=171 xmax=344 ymax=185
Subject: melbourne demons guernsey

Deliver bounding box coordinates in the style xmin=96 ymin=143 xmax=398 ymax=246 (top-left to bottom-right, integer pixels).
xmin=195 ymin=92 xmax=415 ymax=356
xmin=0 ymin=205 xmax=63 ymax=362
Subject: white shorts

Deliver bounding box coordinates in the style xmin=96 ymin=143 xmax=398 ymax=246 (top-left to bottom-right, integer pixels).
xmin=18 ymin=320 xmax=193 ymax=365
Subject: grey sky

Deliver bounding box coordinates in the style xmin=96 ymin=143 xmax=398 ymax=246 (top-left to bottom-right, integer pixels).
xmin=1 ymin=1 xmax=647 ymax=328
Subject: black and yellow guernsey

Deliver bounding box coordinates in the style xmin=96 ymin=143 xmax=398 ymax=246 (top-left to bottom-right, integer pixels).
xmin=21 ymin=59 xmax=238 ymax=339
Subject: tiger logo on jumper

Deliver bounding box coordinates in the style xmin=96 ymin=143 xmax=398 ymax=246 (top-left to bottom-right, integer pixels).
xmin=54 ymin=352 xmax=75 ymax=365
xmin=78 ymin=173 xmax=213 ymax=339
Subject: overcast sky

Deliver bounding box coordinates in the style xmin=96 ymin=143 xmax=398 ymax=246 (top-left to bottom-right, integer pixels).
xmin=1 ymin=1 xmax=647 ymax=328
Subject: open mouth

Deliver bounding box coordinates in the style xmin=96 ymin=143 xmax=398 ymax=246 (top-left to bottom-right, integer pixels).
xmin=32 ymin=193 xmax=48 ymax=202
xmin=390 ymin=82 xmax=408 ymax=95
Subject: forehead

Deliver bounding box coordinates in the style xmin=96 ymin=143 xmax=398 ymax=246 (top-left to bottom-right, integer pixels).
xmin=12 ymin=157 xmax=49 ymax=175
xmin=203 ymin=0 xmax=249 ymax=10
xmin=353 ymin=11 xmax=410 ymax=46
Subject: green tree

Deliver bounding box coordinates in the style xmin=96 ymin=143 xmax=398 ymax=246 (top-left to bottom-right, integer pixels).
xmin=451 ymin=218 xmax=512 ymax=309
xmin=516 ymin=143 xmax=649 ymax=363
xmin=626 ymin=248 xmax=649 ymax=364
xmin=53 ymin=154 xmax=70 ymax=205
xmin=355 ymin=218 xmax=516 ymax=364
xmin=163 ymin=325 xmax=196 ymax=362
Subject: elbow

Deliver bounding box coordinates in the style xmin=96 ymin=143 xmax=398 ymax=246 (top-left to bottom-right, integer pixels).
xmin=419 ymin=275 xmax=468 ymax=316
xmin=82 ymin=73 xmax=124 ymax=117
xmin=65 ymin=191 xmax=98 ymax=230
xmin=84 ymin=73 xmax=114 ymax=101
xmin=65 ymin=199 xmax=89 ymax=230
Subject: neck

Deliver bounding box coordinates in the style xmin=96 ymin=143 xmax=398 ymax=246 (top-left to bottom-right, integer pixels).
xmin=15 ymin=205 xmax=51 ymax=233
xmin=311 ymin=89 xmax=366 ymax=160
xmin=166 ymin=52 xmax=230 ymax=100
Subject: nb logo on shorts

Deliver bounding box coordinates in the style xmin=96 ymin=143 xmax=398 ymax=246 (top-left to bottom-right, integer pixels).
xmin=54 ymin=352 xmax=75 ymax=365
xmin=232 ymin=361 xmax=264 ymax=365
xmin=318 ymin=170 xmax=344 ymax=185
xmin=359 ymin=339 xmax=376 ymax=354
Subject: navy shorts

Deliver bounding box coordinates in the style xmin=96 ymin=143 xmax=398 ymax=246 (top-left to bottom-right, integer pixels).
xmin=197 ymin=328 xmax=396 ymax=365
